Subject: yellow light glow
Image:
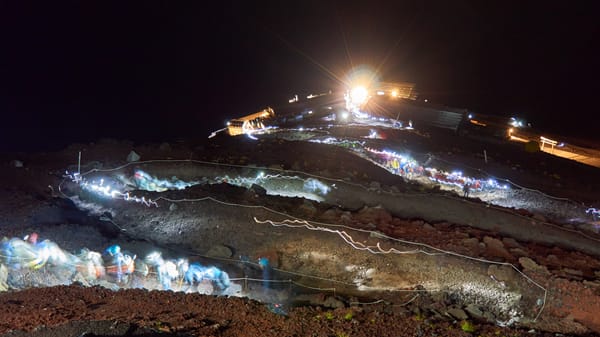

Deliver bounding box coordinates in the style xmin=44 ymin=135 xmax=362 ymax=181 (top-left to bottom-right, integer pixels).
xmin=350 ymin=86 xmax=369 ymax=105
xmin=391 ymin=90 xmax=398 ymax=98
xmin=345 ymin=65 xmax=379 ymax=94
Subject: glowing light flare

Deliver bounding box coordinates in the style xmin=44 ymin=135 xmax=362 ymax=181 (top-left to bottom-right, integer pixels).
xmin=133 ymin=169 xmax=199 ymax=192
xmin=67 ymin=171 xmax=159 ymax=207
xmin=344 ymin=65 xmax=379 ymax=92
xmin=350 ymin=86 xmax=369 ymax=105
xmin=219 ymin=173 xmax=331 ymax=197
xmin=510 ymin=117 xmax=525 ymax=128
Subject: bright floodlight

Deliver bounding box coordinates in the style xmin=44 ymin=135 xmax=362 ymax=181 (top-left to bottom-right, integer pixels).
xmin=391 ymin=90 xmax=399 ymax=98
xmin=350 ymin=86 xmax=369 ymax=105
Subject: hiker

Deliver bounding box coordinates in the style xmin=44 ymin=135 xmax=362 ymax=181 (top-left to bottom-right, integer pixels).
xmin=463 ymin=183 xmax=471 ymax=198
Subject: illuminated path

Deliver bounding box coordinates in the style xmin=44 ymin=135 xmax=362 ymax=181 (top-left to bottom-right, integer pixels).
xmin=61 ymin=159 xmax=600 ymax=259
xmin=540 ymin=147 xmax=600 ymax=169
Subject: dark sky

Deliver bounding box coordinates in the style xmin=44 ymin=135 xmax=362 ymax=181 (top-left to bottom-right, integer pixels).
xmin=1 ymin=1 xmax=599 ymax=151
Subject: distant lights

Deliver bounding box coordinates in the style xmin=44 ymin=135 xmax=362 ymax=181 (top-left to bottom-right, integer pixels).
xmin=510 ymin=117 xmax=525 ymax=128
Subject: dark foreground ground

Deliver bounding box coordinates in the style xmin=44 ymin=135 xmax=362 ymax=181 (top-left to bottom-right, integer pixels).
xmin=0 ymin=285 xmax=564 ymax=337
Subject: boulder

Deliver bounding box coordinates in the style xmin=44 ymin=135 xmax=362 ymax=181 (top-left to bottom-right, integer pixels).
xmin=205 ymin=245 xmax=233 ymax=258
xmin=509 ymin=248 xmax=528 ymax=257
xmin=126 ymin=150 xmax=141 ymax=162
xmin=502 ymin=237 xmax=523 ymax=249
xmin=159 ymin=142 xmax=171 ymax=151
xmin=487 ymin=264 xmax=518 ymax=283
xmin=322 ymin=295 xmax=346 ymax=309
xmin=483 ymin=236 xmax=511 ymax=260
xmin=532 ymin=213 xmax=547 ymax=223
xmin=369 ymin=181 xmax=381 ymax=190
xmin=339 ymin=212 xmax=353 ymax=225
xmin=461 ymin=237 xmax=480 ymax=250
xmin=447 ymin=307 xmax=468 ymax=320
xmin=249 ymin=184 xmax=267 ymax=197
xmin=519 ymin=257 xmax=550 ymax=275
xmin=465 ymin=304 xmax=485 ymax=320
xmin=298 ymin=200 xmax=318 ymax=217
xmin=355 ymin=206 xmax=392 ymax=225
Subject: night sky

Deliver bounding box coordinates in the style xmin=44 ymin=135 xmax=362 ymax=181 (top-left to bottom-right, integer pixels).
xmin=1 ymin=1 xmax=599 ymax=151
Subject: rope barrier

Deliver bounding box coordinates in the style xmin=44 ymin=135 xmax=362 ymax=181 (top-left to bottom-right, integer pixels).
xmin=59 ymin=174 xmax=550 ymax=321
xmin=49 ymin=155 xmax=597 ymax=322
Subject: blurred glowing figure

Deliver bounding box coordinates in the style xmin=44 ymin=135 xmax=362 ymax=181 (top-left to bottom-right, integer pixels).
xmin=201 ymin=266 xmax=230 ymax=290
xmin=76 ymin=248 xmax=105 ymax=281
xmin=145 ymin=251 xmax=179 ymax=290
xmin=30 ymin=239 xmax=73 ymax=270
xmin=1 ymin=233 xmax=75 ymax=272
xmin=303 ymin=178 xmax=330 ymax=195
xmin=177 ymin=258 xmax=230 ymax=292
xmin=587 ymin=208 xmax=600 ymax=221
xmin=1 ymin=237 xmax=37 ymax=269
xmin=258 ymin=257 xmax=271 ymax=289
xmin=105 ymin=244 xmax=135 ymax=283
xmin=133 ymin=169 xmax=197 ymax=192
xmin=24 ymin=233 xmax=75 ymax=271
